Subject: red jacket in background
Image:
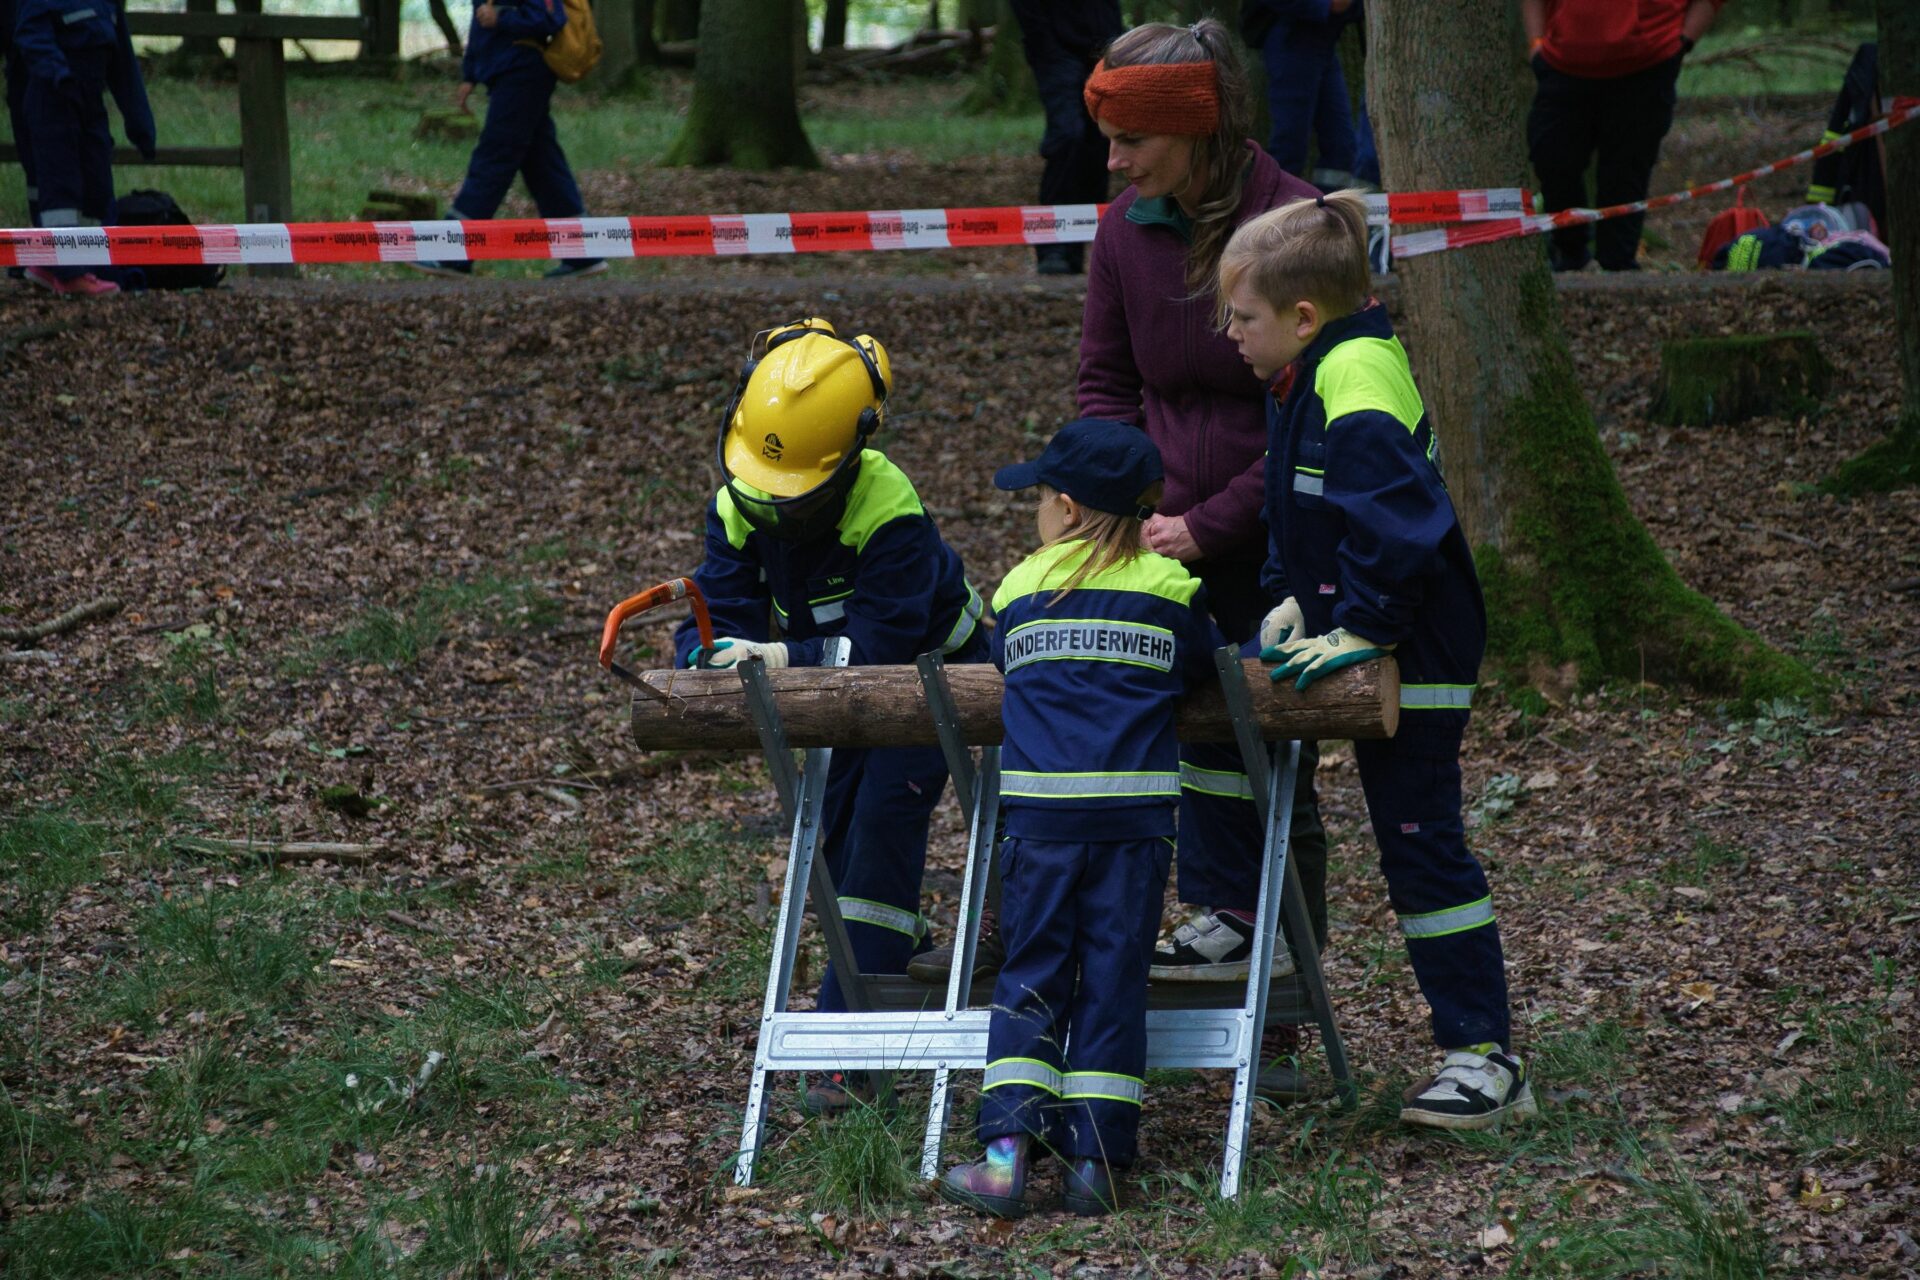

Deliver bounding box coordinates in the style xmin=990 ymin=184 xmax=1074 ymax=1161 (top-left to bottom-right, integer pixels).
xmin=1538 ymin=0 xmax=1723 ymax=79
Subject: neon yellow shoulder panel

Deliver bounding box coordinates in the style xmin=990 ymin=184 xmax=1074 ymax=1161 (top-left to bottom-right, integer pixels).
xmin=1313 ymin=336 xmax=1425 ymax=435
xmin=992 ymin=542 xmax=1200 ymax=611
xmin=838 ymin=449 xmax=926 ymax=552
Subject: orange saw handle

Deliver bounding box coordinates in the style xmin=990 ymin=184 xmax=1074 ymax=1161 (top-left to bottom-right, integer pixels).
xmin=599 ymin=577 xmax=713 ymax=681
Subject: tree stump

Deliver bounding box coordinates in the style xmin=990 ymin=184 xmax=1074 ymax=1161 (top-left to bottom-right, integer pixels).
xmin=1651 ymin=331 xmax=1832 ymax=427
xmin=415 ymin=109 xmax=481 ymax=142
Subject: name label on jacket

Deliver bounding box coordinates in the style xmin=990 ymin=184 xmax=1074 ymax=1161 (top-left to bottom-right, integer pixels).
xmin=1003 ymin=620 xmax=1176 ymax=672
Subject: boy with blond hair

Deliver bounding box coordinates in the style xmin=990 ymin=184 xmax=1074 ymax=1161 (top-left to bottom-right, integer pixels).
xmin=1218 ymin=191 xmax=1534 ymax=1130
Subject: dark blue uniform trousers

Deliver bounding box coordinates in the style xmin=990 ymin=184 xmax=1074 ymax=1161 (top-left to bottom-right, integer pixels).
xmin=1353 ymin=712 xmax=1510 ymax=1051
xmin=979 ymin=835 xmax=1170 ymax=1166
xmin=1261 ymin=23 xmax=1356 ymax=180
xmin=1025 ymin=48 xmax=1105 ymax=272
xmin=812 ymin=742 xmax=949 ymax=1012
xmin=5 ymin=49 xmax=37 ymax=223
xmin=451 ymin=60 xmax=586 ymax=222
xmin=24 ymin=46 xmax=113 ymax=281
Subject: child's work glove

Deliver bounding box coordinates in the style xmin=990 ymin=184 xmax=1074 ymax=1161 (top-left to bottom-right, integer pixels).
xmin=690 ymin=637 xmax=789 ymax=670
xmin=1257 ymin=597 xmax=1307 ymax=653
xmin=1267 ymin=627 xmax=1393 ymax=691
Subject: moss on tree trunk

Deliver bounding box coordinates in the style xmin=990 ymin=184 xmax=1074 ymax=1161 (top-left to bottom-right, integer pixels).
xmin=1368 ymin=3 xmax=1814 ymax=703
xmin=664 ymin=0 xmax=818 ymax=169
xmin=960 ymin=0 xmax=1037 ymax=115
xmin=1652 ymin=331 xmax=1831 ymax=427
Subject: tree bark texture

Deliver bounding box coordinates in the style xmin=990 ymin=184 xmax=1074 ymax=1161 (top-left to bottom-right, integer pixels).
xmin=628 ymin=658 xmax=1400 ymax=750
xmin=664 ymin=0 xmax=818 ymax=168
xmin=822 ymin=0 xmax=848 ymax=49
xmin=427 ymin=0 xmax=463 ymax=56
xmin=656 ymin=0 xmax=700 ymax=42
xmin=360 ymin=0 xmax=402 ymax=60
xmin=597 ymin=0 xmax=659 ymax=81
xmin=961 ymin=0 xmax=1035 ymax=114
xmin=1366 ymin=2 xmax=1810 ymax=700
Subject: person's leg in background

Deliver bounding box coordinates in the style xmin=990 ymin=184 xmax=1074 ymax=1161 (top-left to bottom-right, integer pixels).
xmin=1591 ymin=55 xmax=1681 ymax=271
xmin=513 ymin=64 xmax=605 ymax=277
xmin=1307 ymin=51 xmax=1357 ymax=190
xmin=1526 ymin=60 xmax=1602 ymax=271
xmin=1261 ymin=23 xmax=1328 ymax=179
xmin=22 ymin=46 xmax=117 ymax=293
xmin=1029 ymin=52 xmax=1104 ymax=274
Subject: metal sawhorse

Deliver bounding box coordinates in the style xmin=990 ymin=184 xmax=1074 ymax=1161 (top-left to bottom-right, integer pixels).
xmin=732 ymin=643 xmax=1353 ymax=1198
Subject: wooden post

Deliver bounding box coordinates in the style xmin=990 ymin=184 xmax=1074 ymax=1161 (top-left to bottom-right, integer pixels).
xmin=628 ymin=657 xmax=1401 ymax=751
xmin=235 ymin=35 xmax=295 ymax=276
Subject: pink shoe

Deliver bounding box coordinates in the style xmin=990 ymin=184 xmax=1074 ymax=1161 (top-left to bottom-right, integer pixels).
xmin=26 ymin=267 xmax=119 ymax=297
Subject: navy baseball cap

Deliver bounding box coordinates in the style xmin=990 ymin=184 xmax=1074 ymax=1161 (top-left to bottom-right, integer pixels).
xmin=993 ymin=418 xmax=1163 ymax=519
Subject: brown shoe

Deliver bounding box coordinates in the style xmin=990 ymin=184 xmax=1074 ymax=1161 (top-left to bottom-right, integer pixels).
xmin=906 ymin=906 xmax=1003 ymax=985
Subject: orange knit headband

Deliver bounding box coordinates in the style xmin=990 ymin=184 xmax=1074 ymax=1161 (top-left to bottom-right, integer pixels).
xmin=1082 ymin=60 xmax=1220 ymax=136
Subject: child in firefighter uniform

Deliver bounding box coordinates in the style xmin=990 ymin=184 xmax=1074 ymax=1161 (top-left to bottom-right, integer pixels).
xmin=670 ymin=319 xmax=988 ymax=1114
xmin=1219 ymin=190 xmax=1534 ymax=1130
xmin=939 ymin=419 xmax=1221 ymax=1219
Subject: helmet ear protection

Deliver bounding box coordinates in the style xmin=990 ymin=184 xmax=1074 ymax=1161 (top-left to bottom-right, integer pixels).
xmin=719 ymin=319 xmax=889 ymax=459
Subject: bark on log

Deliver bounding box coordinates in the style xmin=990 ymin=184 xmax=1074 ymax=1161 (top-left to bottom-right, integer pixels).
xmin=629 ymin=657 xmax=1400 ymax=750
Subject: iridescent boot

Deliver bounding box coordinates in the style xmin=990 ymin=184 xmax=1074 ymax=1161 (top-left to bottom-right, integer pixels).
xmin=1063 ymin=1157 xmax=1119 ymax=1217
xmin=937 ymin=1135 xmax=1031 ymax=1219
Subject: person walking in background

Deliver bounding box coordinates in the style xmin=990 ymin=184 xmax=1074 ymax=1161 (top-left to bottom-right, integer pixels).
xmin=10 ymin=0 xmax=153 ymax=296
xmin=1008 ymin=0 xmax=1123 ymax=276
xmin=1243 ymin=0 xmax=1368 ymax=191
xmin=1523 ymin=0 xmax=1726 ymax=272
xmin=2 ymin=0 xmax=39 ymax=229
xmin=410 ymin=0 xmax=603 ymax=280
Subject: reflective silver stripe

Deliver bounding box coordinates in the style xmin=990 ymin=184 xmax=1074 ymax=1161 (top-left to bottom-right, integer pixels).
xmin=940 ymin=581 xmax=984 ymax=654
xmin=1399 ymin=895 xmax=1495 ymax=939
xmin=1061 ymin=1072 xmax=1144 ymax=1105
xmin=39 ymin=208 xmax=85 ymax=228
xmin=1002 ymin=618 xmax=1176 ymax=672
xmin=838 ymin=896 xmax=922 ymax=939
xmin=983 ymin=1058 xmax=1062 ymax=1094
xmin=1001 ymin=771 xmax=1180 ymax=800
xmin=62 ymin=7 xmax=93 ymax=22
xmin=1293 ymin=472 xmax=1325 ymax=497
xmin=811 ymin=600 xmax=847 ymax=625
xmin=1400 ymin=684 xmax=1474 ymax=710
xmin=1179 ymin=763 xmax=1254 ymax=800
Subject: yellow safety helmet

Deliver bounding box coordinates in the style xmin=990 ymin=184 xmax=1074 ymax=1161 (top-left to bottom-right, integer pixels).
xmin=716 ymin=319 xmax=891 ymax=539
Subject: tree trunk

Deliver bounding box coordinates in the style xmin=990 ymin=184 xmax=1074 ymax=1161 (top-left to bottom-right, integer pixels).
xmin=628 ymin=659 xmax=1400 ymax=750
xmin=1367 ymin=2 xmax=1812 ymax=701
xmin=427 ymin=0 xmax=463 ymax=57
xmin=181 ymin=0 xmax=221 ymax=61
xmin=360 ymin=0 xmax=402 ymax=61
xmin=822 ymin=0 xmax=848 ymax=49
xmin=598 ymin=0 xmax=660 ymax=82
xmin=664 ymin=0 xmax=818 ymax=168
xmin=1823 ymin=0 xmax=1920 ymax=493
xmin=657 ymin=0 xmax=701 ymax=42
xmin=960 ymin=0 xmax=1036 ymax=114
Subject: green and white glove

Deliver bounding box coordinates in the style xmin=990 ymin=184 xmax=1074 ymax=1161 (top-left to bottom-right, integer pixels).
xmin=1267 ymin=627 xmax=1393 ymax=690
xmin=1257 ymin=597 xmax=1307 ymax=654
xmin=693 ymin=637 xmax=790 ymax=669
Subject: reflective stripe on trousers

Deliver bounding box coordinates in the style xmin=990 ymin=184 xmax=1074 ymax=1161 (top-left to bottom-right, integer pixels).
xmin=1001 ymin=771 xmax=1180 ymax=800
xmin=983 ymin=1057 xmax=1062 ymax=1095
xmin=838 ymin=895 xmax=924 ymax=939
xmin=1061 ymin=1071 xmax=1144 ymax=1106
xmin=1178 ymin=761 xmax=1254 ymax=800
xmin=1399 ymin=894 xmax=1495 ymax=939
xmin=1400 ymin=683 xmax=1473 ymax=710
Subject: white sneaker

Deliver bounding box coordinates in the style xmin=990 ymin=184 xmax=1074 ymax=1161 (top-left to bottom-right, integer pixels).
xmin=1149 ymin=910 xmax=1298 ymax=982
xmin=1400 ymin=1049 xmax=1538 ymax=1131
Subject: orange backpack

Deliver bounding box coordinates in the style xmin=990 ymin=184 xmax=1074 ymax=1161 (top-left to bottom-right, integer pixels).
xmin=1697 ymin=187 xmax=1769 ymax=270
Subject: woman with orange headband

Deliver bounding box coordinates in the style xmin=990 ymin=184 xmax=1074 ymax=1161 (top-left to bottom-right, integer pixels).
xmin=1077 ymin=18 xmax=1330 ymax=1104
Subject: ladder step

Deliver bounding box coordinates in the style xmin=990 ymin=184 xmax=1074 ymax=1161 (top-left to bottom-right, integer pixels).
xmin=759 ymin=1008 xmax=1253 ymax=1073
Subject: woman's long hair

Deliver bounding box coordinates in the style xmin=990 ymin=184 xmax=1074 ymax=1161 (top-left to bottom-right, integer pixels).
xmin=1099 ymin=18 xmax=1253 ymax=295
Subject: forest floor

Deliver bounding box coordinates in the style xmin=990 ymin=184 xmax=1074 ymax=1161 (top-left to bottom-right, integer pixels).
xmin=3 ymin=93 xmax=1918 ymax=1280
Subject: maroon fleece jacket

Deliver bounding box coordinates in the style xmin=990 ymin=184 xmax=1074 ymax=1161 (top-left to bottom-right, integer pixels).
xmin=1078 ymin=142 xmax=1318 ymax=562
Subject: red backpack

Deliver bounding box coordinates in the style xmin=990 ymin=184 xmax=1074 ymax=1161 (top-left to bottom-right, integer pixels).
xmin=1698 ymin=187 xmax=1769 ymax=269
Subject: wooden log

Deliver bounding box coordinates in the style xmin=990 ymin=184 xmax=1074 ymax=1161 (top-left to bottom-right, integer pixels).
xmin=629 ymin=657 xmax=1399 ymax=750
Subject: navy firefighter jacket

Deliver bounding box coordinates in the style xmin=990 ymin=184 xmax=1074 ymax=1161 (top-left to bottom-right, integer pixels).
xmin=991 ymin=542 xmax=1222 ymax=843
xmin=1261 ymin=303 xmax=1486 ymax=705
xmin=461 ymin=0 xmax=564 ymax=85
xmin=672 ymin=450 xmax=985 ymax=670
xmin=11 ymin=0 xmax=153 ymax=150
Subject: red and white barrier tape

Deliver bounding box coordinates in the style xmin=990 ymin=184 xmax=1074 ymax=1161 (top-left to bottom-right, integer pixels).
xmin=1390 ymin=98 xmax=1918 ymax=260
xmin=0 ymin=187 xmax=1529 ymax=271
xmin=1 ymin=100 xmax=1907 ymax=270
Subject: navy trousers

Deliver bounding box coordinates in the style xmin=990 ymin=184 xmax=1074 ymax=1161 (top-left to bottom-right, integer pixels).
xmin=1176 ymin=562 xmax=1328 ymax=951
xmin=451 ymin=59 xmax=586 ymax=222
xmin=4 ymin=49 xmax=36 ymax=223
xmin=24 ymin=47 xmax=113 ymax=281
xmin=1525 ymin=54 xmax=1682 ymax=271
xmin=979 ymin=835 xmax=1170 ymax=1165
xmin=1261 ymin=24 xmax=1355 ymax=181
xmin=812 ymin=741 xmax=949 ymax=1012
xmin=1353 ymin=713 xmax=1509 ymax=1050
xmin=1025 ymin=47 xmax=1106 ymax=272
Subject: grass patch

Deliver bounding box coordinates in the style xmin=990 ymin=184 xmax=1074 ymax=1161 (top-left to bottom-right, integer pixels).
xmin=133 ymin=633 xmax=232 ymax=725
xmin=107 ymin=885 xmax=327 ymax=1029
xmin=411 ymin=1160 xmax=555 ymax=1280
xmin=1165 ymin=1150 xmax=1384 ymax=1270
xmin=762 ymin=1101 xmax=918 ymax=1218
xmin=1773 ymin=1007 xmax=1919 ymax=1161
xmin=323 ymin=573 xmax=564 ymax=669
xmin=1660 ymin=833 xmax=1748 ymax=885
xmin=1513 ymin=1157 xmax=1772 ymax=1279
xmin=0 ymin=1189 xmax=232 ymax=1280
xmin=0 ymin=811 xmax=113 ymax=931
